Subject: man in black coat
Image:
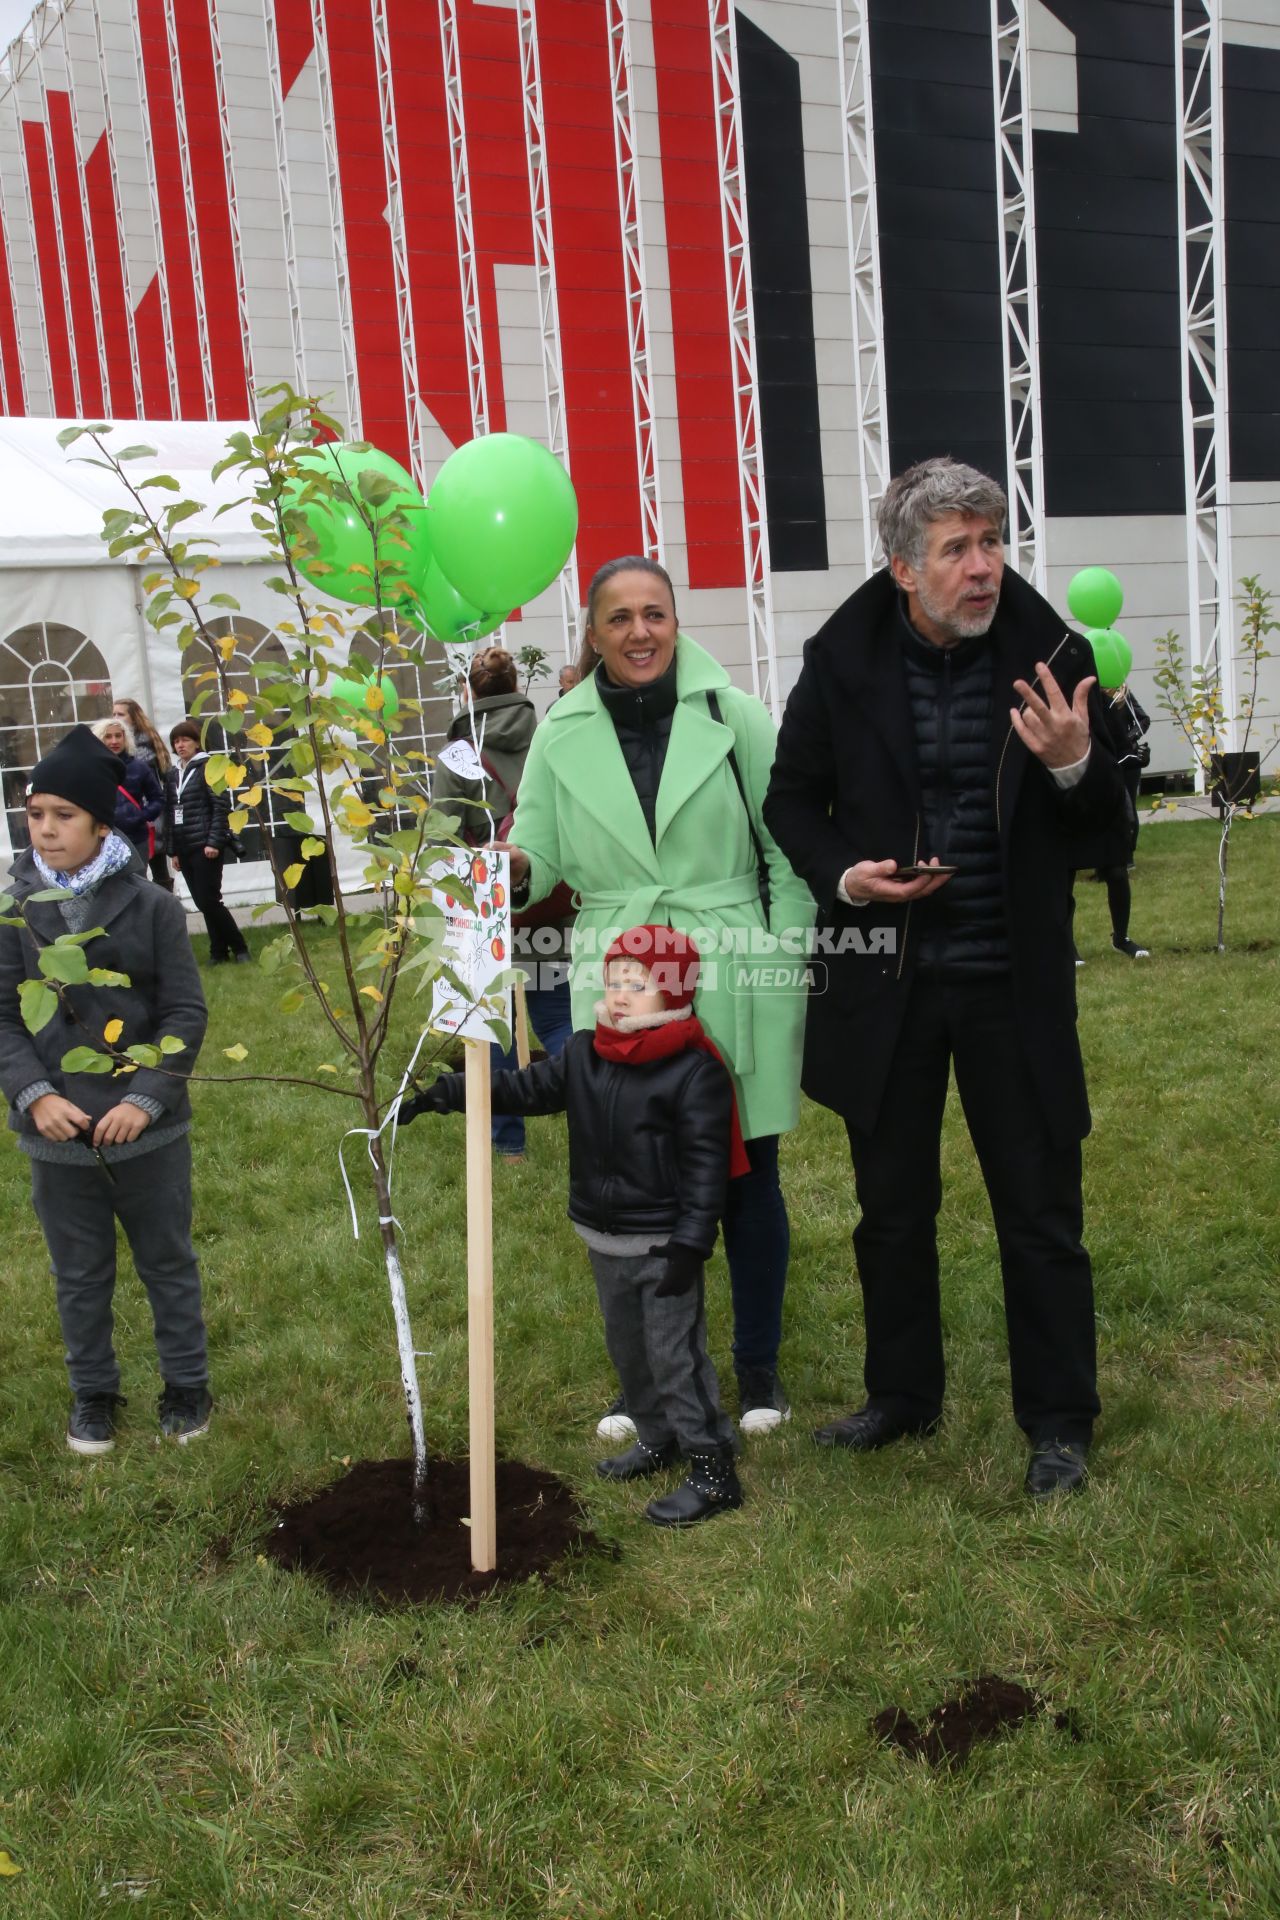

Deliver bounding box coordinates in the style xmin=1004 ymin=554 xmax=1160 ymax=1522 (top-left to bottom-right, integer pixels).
xmin=763 ymin=457 xmax=1124 ymax=1497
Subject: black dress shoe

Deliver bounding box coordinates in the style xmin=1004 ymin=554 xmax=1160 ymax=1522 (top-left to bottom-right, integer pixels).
xmin=813 ymin=1404 xmax=940 ymax=1451
xmin=1024 ymin=1440 xmax=1089 ymax=1499
xmin=645 ymin=1448 xmax=742 ymax=1526
xmin=596 ymin=1437 xmax=680 ymax=1482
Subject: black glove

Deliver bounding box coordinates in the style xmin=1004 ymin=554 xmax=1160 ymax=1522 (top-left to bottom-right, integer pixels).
xmin=650 ymin=1242 xmax=706 ymax=1299
xmin=398 ymin=1080 xmax=452 ymax=1125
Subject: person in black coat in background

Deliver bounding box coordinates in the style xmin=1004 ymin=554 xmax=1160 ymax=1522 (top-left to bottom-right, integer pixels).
xmin=401 ymin=925 xmax=750 ymax=1528
xmin=1092 ymin=684 xmax=1152 ymax=960
xmin=164 ymin=720 xmax=249 ymax=965
xmin=92 ymin=717 xmax=164 ymax=864
xmin=112 ymin=697 xmax=175 ymax=890
xmin=763 ymin=457 xmax=1125 ymax=1499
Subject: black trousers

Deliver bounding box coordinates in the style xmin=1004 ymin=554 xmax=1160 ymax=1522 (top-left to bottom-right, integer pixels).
xmin=176 ymin=850 xmax=246 ymax=959
xmin=845 ymin=974 xmax=1099 ymax=1446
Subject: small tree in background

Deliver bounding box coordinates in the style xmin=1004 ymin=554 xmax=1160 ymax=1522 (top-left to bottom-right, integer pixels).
xmin=6 ymin=393 xmax=536 ymax=1520
xmin=1154 ymin=576 xmax=1278 ymax=953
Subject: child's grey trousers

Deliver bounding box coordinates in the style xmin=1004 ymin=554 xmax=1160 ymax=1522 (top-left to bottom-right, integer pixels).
xmin=29 ymin=1136 xmax=209 ymax=1396
xmin=587 ymin=1247 xmax=736 ymax=1455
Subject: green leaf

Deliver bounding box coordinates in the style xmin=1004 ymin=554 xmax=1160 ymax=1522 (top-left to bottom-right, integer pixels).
xmin=158 ymin=1035 xmax=187 ymax=1055
xmin=25 ymin=887 xmax=72 ymax=902
xmin=310 ymin=904 xmax=339 ymax=925
xmin=283 ymin=810 xmax=315 ymax=834
xmin=300 ymin=837 xmax=326 ymax=861
xmin=38 ymin=943 xmax=89 ymax=985
xmin=208 ymin=592 xmax=241 ymax=608
xmin=223 ymin=1042 xmax=248 ymax=1062
xmin=125 ymin=1044 xmax=161 ymax=1066
xmin=60 ymin=1046 xmax=115 ymax=1075
xmin=357 ymin=468 xmax=394 ymax=507
xmin=18 ymin=980 xmax=58 ymax=1032
xmin=282 ymin=863 xmax=305 ymax=890
xmin=165 ymin=499 xmax=202 ymax=527
xmin=56 ymin=425 xmax=85 ymax=447
xmin=115 ymin=443 xmax=158 ymax=461
xmin=86 ymin=968 xmax=130 ymax=987
xmin=138 ymin=473 xmax=181 ymax=491
xmin=278 ymin=988 xmax=306 ymax=1014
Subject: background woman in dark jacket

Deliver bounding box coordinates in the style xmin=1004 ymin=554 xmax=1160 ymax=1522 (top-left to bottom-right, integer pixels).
xmin=92 ymin=717 xmax=164 ymax=865
xmin=113 ymin=697 xmax=174 ymax=889
xmin=165 ymin=720 xmax=249 ymax=965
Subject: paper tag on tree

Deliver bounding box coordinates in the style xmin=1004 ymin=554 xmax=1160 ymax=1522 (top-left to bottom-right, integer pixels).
xmin=436 ymin=738 xmax=487 ymax=783
xmin=430 ymin=848 xmax=513 ymax=1045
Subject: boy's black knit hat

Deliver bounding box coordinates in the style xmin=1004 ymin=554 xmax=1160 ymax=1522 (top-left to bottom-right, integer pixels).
xmin=28 ymin=724 xmax=126 ymax=826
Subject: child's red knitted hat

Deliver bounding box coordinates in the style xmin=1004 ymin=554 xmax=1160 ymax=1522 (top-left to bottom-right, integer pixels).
xmin=603 ymin=924 xmax=700 ymax=1011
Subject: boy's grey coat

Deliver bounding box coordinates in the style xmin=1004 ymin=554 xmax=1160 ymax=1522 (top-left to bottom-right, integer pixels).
xmin=0 ymin=851 xmax=207 ymax=1137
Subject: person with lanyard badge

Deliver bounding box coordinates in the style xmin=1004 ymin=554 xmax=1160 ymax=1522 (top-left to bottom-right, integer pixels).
xmin=165 ymin=720 xmax=249 ymax=966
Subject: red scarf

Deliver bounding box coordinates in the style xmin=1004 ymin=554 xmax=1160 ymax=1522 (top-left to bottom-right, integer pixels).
xmin=593 ymin=1008 xmax=751 ymax=1178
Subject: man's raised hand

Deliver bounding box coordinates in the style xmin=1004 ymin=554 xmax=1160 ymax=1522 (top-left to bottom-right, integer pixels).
xmin=1010 ymin=660 xmax=1093 ymax=770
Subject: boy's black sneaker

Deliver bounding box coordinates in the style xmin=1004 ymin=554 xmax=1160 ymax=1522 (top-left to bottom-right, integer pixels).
xmin=158 ymin=1382 xmax=213 ymax=1444
xmin=737 ymin=1367 xmax=791 ymax=1435
xmin=1112 ymin=936 xmax=1150 ymax=959
xmin=67 ymin=1391 xmax=125 ymax=1456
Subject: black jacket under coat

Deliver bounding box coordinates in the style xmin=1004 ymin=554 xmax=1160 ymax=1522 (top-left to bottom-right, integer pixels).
xmin=114 ymin=754 xmax=165 ymax=849
xmin=165 ymin=754 xmax=231 ymax=856
xmin=762 ymin=567 xmax=1125 ymax=1146
xmin=429 ymin=1028 xmax=731 ymax=1252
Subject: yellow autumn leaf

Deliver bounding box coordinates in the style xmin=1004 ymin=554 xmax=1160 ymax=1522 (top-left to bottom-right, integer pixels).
xmin=364 ymin=685 xmax=384 ymax=711
xmin=317 ymin=1063 xmax=338 ymax=1073
xmin=218 ymin=634 xmax=237 ymax=661
xmin=282 ymin=864 xmax=304 ymax=889
xmin=359 ymin=986 xmax=384 ymax=1002
xmin=223 ymin=761 xmax=246 ymax=789
xmin=0 ymin=1849 xmax=21 ymax=1877
xmin=226 ymin=688 xmax=249 ymax=708
xmin=103 ymin=1018 xmax=124 ymax=1045
xmin=241 ymin=784 xmax=263 ymax=807
xmin=245 ymin=722 xmax=274 ymax=749
xmin=344 ymin=802 xmax=376 ymax=830
xmin=228 ymin=809 xmax=249 ymax=834
xmin=173 ymin=578 xmax=200 ymax=600
xmin=223 ymin=1042 xmax=248 ymax=1062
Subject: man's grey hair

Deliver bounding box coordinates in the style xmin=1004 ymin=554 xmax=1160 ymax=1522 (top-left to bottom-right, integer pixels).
xmin=877 ymin=457 xmax=1008 ymax=569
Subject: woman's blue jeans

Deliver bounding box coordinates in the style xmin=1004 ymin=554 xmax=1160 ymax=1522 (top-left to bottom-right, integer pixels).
xmin=491 ymin=974 xmax=575 ymax=1155
xmin=721 ymin=1133 xmax=790 ymax=1375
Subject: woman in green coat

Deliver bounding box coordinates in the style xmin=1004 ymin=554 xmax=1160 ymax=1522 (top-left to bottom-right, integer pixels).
xmin=505 ymin=558 xmax=813 ymax=1436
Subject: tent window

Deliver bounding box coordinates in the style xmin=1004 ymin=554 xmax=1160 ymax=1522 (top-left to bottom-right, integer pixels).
xmin=181 ymin=620 xmax=294 ymax=859
xmin=354 ymin=618 xmax=453 ymax=822
xmin=0 ymin=623 xmax=113 ymax=853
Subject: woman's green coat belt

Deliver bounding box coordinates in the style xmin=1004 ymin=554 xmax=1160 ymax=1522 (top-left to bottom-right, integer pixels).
xmin=510 ymin=633 xmax=814 ymax=1140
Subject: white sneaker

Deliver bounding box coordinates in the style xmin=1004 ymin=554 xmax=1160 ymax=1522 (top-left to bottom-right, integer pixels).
xmin=738 ymin=1369 xmax=791 ymax=1436
xmin=595 ymin=1392 xmax=637 ymax=1444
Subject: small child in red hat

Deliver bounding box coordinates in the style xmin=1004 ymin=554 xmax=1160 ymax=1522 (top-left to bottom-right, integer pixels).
xmin=402 ymin=923 xmax=749 ymax=1526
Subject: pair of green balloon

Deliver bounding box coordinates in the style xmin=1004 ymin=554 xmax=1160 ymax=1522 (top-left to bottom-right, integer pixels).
xmin=280 ymin=434 xmax=578 ymax=645
xmin=1066 ymin=566 xmax=1131 ymax=691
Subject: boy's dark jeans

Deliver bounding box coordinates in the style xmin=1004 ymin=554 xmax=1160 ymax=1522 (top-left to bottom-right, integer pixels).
xmin=30 ymin=1136 xmax=209 ymax=1396
xmin=722 ymin=1133 xmax=790 ymax=1375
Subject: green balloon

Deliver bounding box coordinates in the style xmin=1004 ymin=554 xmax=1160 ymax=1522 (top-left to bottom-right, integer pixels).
xmin=428 ymin=433 xmax=578 ymax=612
xmin=281 ymin=444 xmax=429 ymax=608
xmin=408 ymin=557 xmax=506 ymax=645
xmin=1086 ymin=627 xmax=1132 ymax=691
xmin=1067 ymin=566 xmax=1124 ymax=631
xmin=330 ymin=674 xmax=401 ymax=721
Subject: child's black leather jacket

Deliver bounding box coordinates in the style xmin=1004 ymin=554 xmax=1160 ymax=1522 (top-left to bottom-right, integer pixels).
xmin=425 ymin=1030 xmax=732 ymax=1254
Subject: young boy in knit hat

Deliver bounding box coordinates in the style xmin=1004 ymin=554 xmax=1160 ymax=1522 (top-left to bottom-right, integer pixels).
xmin=402 ymin=923 xmax=748 ymax=1526
xmin=0 ymin=724 xmax=213 ymax=1454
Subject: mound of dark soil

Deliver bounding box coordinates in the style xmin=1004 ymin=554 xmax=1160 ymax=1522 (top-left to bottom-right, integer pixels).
xmin=873 ymin=1674 xmax=1079 ymax=1766
xmin=263 ymin=1456 xmax=598 ymax=1606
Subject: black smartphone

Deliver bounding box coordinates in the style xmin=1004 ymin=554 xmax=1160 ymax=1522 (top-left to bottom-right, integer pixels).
xmin=894 ymin=863 xmax=958 ymax=880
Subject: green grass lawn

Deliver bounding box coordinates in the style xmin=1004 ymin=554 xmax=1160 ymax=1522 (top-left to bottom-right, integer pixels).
xmin=1 ymin=818 xmax=1276 ymax=1918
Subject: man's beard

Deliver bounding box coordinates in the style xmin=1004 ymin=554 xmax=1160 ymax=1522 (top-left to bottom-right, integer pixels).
xmin=915 ymin=577 xmax=999 ymax=643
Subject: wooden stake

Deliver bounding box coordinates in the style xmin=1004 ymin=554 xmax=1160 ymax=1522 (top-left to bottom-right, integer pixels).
xmin=464 ymin=1039 xmax=497 ymax=1572
xmin=514 ymin=973 xmax=531 ymax=1068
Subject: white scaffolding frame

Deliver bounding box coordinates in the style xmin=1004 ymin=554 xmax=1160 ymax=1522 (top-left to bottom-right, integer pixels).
xmin=439 ymin=0 xmax=489 ymax=440
xmin=44 ymin=14 xmax=112 ymax=416
xmin=130 ymin=0 xmax=180 ymax=415
xmin=309 ymin=0 xmax=361 ymax=437
xmin=30 ymin=23 xmax=83 ymax=415
xmin=159 ymin=0 xmax=214 ymax=416
xmin=88 ymin=0 xmax=143 ymax=414
xmin=1174 ymin=0 xmax=1236 ymax=756
xmin=262 ymin=0 xmax=307 ymax=397
xmin=708 ymin=0 xmax=778 ymax=719
xmin=517 ymin=0 xmax=580 ymax=658
xmin=4 ymin=21 xmax=53 ymax=414
xmin=371 ymin=0 xmax=428 ymax=490
xmin=0 ymin=159 xmax=22 ymax=410
xmin=206 ymin=0 xmax=256 ymax=412
xmin=607 ymin=0 xmax=663 ymax=563
xmin=990 ymin=0 xmax=1046 ymax=591
xmin=836 ymin=0 xmax=889 ymax=577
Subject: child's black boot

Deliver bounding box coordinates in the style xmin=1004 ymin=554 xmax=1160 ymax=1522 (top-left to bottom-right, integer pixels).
xmin=596 ymin=1437 xmax=681 ymax=1482
xmin=644 ymin=1446 xmax=742 ymax=1526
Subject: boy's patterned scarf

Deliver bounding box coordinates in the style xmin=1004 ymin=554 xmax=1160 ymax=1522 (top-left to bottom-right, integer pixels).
xmin=31 ymin=830 xmax=134 ymax=897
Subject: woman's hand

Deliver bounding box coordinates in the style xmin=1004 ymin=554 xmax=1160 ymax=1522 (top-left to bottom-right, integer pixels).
xmin=29 ymin=1093 xmax=92 ymax=1142
xmin=495 ymin=843 xmax=530 ymax=888
xmin=93 ymin=1103 xmax=151 ymax=1147
xmin=170 ymin=856 xmax=181 ymax=873
xmin=203 ymin=845 xmax=219 ymax=860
